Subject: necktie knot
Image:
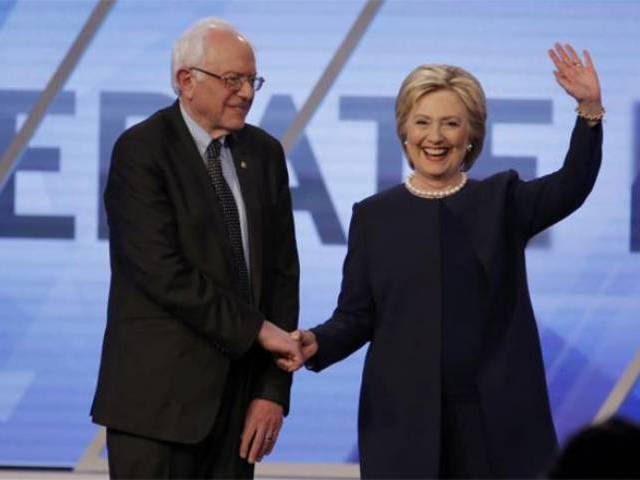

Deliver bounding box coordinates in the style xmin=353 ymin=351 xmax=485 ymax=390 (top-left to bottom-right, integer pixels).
xmin=206 ymin=139 xmax=222 ymax=160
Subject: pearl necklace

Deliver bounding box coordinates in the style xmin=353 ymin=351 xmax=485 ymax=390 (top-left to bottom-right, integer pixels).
xmin=404 ymin=172 xmax=468 ymax=199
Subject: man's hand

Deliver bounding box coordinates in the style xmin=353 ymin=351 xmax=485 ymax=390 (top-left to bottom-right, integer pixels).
xmin=239 ymin=399 xmax=283 ymax=464
xmin=257 ymin=320 xmax=303 ymax=371
xmin=276 ymin=329 xmax=318 ymax=371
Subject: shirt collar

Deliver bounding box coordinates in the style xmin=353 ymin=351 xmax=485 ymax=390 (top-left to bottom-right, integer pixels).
xmin=179 ymin=101 xmax=226 ymax=158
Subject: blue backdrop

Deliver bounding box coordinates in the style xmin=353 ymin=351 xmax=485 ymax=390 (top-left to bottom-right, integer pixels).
xmin=0 ymin=0 xmax=638 ymax=467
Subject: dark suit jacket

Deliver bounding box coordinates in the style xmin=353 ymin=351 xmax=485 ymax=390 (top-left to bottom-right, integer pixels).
xmin=91 ymin=101 xmax=299 ymax=444
xmin=309 ymin=118 xmax=602 ymax=478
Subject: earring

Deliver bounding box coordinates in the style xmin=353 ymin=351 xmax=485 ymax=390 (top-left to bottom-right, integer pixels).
xmin=403 ymin=140 xmax=408 ymax=145
xmin=466 ymin=144 xmax=473 ymax=152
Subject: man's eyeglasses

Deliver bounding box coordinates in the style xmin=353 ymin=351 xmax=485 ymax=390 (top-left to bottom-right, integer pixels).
xmin=190 ymin=67 xmax=265 ymax=92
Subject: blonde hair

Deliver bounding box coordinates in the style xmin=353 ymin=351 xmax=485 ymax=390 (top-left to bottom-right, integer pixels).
xmin=395 ymin=64 xmax=486 ymax=171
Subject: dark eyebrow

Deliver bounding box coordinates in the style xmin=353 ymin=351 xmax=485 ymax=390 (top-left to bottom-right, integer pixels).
xmin=411 ymin=114 xmax=463 ymax=121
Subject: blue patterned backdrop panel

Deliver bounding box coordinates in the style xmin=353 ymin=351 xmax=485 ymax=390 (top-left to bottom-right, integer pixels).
xmin=0 ymin=0 xmax=638 ymax=466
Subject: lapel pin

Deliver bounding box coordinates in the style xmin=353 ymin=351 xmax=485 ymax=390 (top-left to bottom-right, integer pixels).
xmin=240 ymin=161 xmax=247 ymax=169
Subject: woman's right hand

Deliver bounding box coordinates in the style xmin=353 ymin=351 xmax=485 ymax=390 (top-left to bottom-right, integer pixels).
xmin=257 ymin=320 xmax=304 ymax=372
xmin=293 ymin=329 xmax=319 ymax=362
xmin=276 ymin=329 xmax=318 ymax=371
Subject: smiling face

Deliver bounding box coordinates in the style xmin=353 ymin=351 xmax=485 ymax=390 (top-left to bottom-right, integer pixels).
xmin=404 ymin=89 xmax=471 ymax=190
xmin=178 ymin=29 xmax=256 ymax=138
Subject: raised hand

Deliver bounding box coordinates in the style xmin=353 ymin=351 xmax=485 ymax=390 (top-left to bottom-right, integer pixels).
xmin=548 ymin=43 xmax=602 ymax=110
xmin=256 ymin=320 xmax=303 ymax=372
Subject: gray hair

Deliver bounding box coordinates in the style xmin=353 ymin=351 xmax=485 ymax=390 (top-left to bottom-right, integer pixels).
xmin=170 ymin=17 xmax=236 ymax=95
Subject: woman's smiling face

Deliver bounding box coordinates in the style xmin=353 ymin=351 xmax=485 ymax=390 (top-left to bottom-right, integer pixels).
xmin=404 ymin=89 xmax=471 ymax=189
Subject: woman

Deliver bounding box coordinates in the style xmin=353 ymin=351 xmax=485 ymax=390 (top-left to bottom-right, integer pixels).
xmin=288 ymin=44 xmax=603 ymax=478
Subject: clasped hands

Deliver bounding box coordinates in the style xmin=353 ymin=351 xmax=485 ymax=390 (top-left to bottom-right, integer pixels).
xmin=257 ymin=320 xmax=317 ymax=372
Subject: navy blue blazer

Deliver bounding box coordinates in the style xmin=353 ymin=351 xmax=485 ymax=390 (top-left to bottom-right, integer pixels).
xmin=310 ymin=117 xmax=602 ymax=478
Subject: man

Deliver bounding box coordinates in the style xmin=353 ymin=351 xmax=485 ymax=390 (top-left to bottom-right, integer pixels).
xmin=91 ymin=18 xmax=301 ymax=478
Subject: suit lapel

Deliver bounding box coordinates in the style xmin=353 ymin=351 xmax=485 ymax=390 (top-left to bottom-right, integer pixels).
xmin=229 ymin=130 xmax=263 ymax=305
xmin=164 ymin=102 xmax=236 ymax=271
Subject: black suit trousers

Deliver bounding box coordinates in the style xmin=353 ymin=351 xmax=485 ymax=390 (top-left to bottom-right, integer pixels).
xmin=106 ymin=360 xmax=254 ymax=479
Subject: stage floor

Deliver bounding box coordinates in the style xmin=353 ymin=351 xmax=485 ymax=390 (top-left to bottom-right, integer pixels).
xmin=0 ymin=463 xmax=360 ymax=480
